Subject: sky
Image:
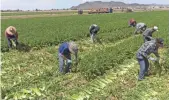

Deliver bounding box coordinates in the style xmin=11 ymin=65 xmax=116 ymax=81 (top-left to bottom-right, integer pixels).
xmin=1 ymin=0 xmax=169 ymax=10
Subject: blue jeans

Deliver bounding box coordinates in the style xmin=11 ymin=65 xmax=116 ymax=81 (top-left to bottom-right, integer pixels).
xmin=137 ymin=56 xmax=149 ymax=80
xmin=58 ymin=54 xmax=71 ymax=73
xmin=6 ymin=37 xmax=18 ymax=48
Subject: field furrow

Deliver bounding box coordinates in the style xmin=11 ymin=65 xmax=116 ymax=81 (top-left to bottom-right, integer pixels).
xmin=1 ymin=11 xmax=169 ymax=99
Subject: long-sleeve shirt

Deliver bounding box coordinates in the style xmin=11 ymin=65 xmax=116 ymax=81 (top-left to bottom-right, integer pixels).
xmin=136 ymin=40 xmax=160 ymax=59
xmin=143 ymin=28 xmax=155 ymax=37
xmin=58 ymin=42 xmax=71 ymax=58
xmin=134 ymin=23 xmax=146 ymax=34
xmin=142 ymin=28 xmax=155 ymax=41
xmin=5 ymin=32 xmax=18 ymax=39
xmin=89 ymin=24 xmax=100 ymax=34
xmin=136 ymin=23 xmax=146 ymax=29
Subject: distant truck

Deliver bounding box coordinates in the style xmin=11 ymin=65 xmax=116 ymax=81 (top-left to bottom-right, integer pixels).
xmin=88 ymin=8 xmax=113 ymax=14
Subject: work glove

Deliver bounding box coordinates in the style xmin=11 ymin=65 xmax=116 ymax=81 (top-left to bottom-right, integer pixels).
xmin=67 ymin=59 xmax=72 ymax=63
xmin=148 ymin=57 xmax=157 ymax=62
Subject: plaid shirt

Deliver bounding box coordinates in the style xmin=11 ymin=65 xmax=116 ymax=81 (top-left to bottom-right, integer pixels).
xmin=137 ymin=40 xmax=159 ymax=59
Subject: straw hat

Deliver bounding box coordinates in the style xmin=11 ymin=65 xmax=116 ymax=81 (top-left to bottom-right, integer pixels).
xmin=5 ymin=26 xmax=17 ymax=35
xmin=69 ymin=42 xmax=78 ymax=54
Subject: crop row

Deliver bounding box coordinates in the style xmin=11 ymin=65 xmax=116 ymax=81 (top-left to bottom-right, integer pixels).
xmin=1 ymin=35 xmax=142 ymax=99
xmin=1 ymin=11 xmax=169 ymax=99
xmin=89 ymin=49 xmax=169 ymax=100
xmin=78 ymin=12 xmax=169 ymax=80
xmin=2 ymin=11 xmax=168 ymax=50
xmin=78 ymin=35 xmax=142 ymax=80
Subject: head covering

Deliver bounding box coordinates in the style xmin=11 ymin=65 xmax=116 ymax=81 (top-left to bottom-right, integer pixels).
xmin=153 ymin=26 xmax=158 ymax=31
xmin=69 ymin=42 xmax=78 ymax=54
xmin=93 ymin=24 xmax=97 ymax=27
xmin=156 ymin=38 xmax=164 ymax=44
xmin=5 ymin=26 xmax=17 ymax=35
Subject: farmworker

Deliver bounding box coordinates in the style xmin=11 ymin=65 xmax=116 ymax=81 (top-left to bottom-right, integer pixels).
xmin=4 ymin=26 xmax=19 ymax=48
xmin=58 ymin=41 xmax=78 ymax=73
xmin=134 ymin=22 xmax=147 ymax=34
xmin=89 ymin=24 xmax=100 ymax=43
xmin=142 ymin=26 xmax=158 ymax=42
xmin=128 ymin=18 xmax=137 ymax=27
xmin=136 ymin=38 xmax=164 ymax=81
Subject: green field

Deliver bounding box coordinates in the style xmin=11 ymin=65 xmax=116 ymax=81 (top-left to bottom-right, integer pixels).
xmin=1 ymin=11 xmax=169 ymax=99
xmin=1 ymin=11 xmax=82 ymax=16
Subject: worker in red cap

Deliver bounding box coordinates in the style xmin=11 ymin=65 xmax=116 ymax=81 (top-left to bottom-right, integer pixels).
xmin=128 ymin=18 xmax=137 ymax=27
xmin=4 ymin=26 xmax=19 ymax=48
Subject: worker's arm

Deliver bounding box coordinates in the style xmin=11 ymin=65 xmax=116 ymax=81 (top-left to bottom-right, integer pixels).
xmin=153 ymin=50 xmax=160 ymax=62
xmin=60 ymin=54 xmax=68 ymax=60
xmin=60 ymin=49 xmax=70 ymax=60
xmin=15 ymin=32 xmax=18 ymax=40
xmin=146 ymin=36 xmax=154 ymax=41
xmin=75 ymin=52 xmax=78 ymax=64
xmin=4 ymin=31 xmax=7 ymax=37
xmin=133 ymin=28 xmax=138 ymax=35
xmin=140 ymin=29 xmax=144 ymax=33
xmin=148 ymin=47 xmax=160 ymax=62
xmin=154 ymin=50 xmax=160 ymax=58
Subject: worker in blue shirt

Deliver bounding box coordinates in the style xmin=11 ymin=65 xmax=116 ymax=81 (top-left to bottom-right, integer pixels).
xmin=136 ymin=38 xmax=164 ymax=81
xmin=89 ymin=24 xmax=100 ymax=43
xmin=58 ymin=41 xmax=78 ymax=73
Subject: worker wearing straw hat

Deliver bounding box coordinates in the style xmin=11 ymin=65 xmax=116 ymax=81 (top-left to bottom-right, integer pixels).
xmin=128 ymin=18 xmax=137 ymax=27
xmin=142 ymin=26 xmax=158 ymax=42
xmin=58 ymin=41 xmax=78 ymax=73
xmin=4 ymin=26 xmax=19 ymax=48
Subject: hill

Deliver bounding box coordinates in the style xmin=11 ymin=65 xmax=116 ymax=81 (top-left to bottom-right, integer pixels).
xmin=70 ymin=1 xmax=169 ymax=10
